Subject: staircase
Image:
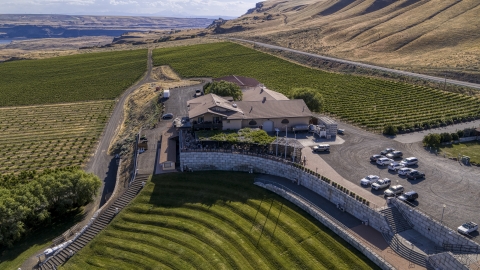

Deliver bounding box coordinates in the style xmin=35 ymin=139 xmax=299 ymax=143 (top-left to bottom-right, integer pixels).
xmin=390 ymin=234 xmax=427 ymax=267
xmin=39 ymin=174 xmax=150 ymax=270
xmin=380 ymin=207 xmax=412 ymax=233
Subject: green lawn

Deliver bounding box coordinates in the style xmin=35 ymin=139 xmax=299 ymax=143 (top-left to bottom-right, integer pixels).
xmin=0 ymin=49 xmax=147 ymax=106
xmin=62 ymin=172 xmax=379 ymax=270
xmin=153 ymin=42 xmax=480 ymax=130
xmin=440 ymin=141 xmax=480 ymax=163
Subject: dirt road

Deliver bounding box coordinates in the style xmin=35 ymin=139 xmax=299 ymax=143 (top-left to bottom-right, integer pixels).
xmin=86 ymin=48 xmax=154 ymax=207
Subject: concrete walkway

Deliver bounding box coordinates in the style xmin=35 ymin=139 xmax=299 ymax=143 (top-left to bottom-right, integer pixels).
xmin=397 ymin=230 xmax=437 ymax=255
xmin=301 ymin=148 xmax=386 ymax=208
xmin=256 ymin=174 xmax=423 ymax=270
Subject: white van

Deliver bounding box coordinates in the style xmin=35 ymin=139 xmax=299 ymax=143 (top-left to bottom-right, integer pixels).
xmin=163 ymin=89 xmax=170 ymax=99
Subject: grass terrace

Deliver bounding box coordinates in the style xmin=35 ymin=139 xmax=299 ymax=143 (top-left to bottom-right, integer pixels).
xmin=153 ymin=42 xmax=480 ymax=131
xmin=0 ymin=100 xmax=114 ymax=174
xmin=0 ymin=49 xmax=147 ymax=106
xmin=61 ymin=172 xmax=379 ymax=270
xmin=440 ymin=141 xmax=480 ymax=164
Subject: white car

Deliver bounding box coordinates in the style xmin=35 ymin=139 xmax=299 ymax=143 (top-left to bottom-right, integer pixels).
xmin=360 ymin=175 xmax=380 ymax=186
xmin=376 ymin=157 xmax=393 ymax=166
xmin=388 ymin=162 xmax=405 ymax=171
xmin=398 ymin=168 xmax=413 ymax=176
xmin=371 ymin=178 xmax=391 ymax=190
xmin=400 ymin=157 xmax=418 ymax=167
xmin=457 ymin=222 xmax=478 ymax=235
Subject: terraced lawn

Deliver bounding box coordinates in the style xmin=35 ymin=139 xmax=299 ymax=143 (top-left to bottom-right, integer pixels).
xmin=62 ymin=172 xmax=379 ymax=270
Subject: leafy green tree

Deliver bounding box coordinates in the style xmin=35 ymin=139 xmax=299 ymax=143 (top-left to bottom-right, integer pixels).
xmin=451 ymin=132 xmax=459 ymax=141
xmin=290 ymin=87 xmax=324 ymax=112
xmin=204 ymin=81 xmax=242 ymax=101
xmin=457 ymin=130 xmax=464 ymax=138
xmin=440 ymin=132 xmax=452 ymax=143
xmin=383 ymin=124 xmax=398 ymax=136
xmin=423 ymin=133 xmax=441 ymax=147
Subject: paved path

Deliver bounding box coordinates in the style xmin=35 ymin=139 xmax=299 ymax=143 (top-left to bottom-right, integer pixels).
xmin=255 ymin=175 xmax=420 ymax=270
xmin=301 ymin=147 xmax=387 ymax=208
xmin=228 ymin=38 xmax=480 ymax=90
xmin=86 ymin=49 xmax=154 ymax=207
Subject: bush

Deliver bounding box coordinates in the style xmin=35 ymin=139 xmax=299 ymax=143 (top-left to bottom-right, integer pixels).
xmin=383 ymin=124 xmax=398 ymax=136
xmin=289 ymin=87 xmax=324 ymax=112
xmin=423 ymin=133 xmax=441 ymax=147
xmin=451 ymin=132 xmax=459 ymax=141
xmin=457 ymin=130 xmax=464 ymax=138
xmin=440 ymin=132 xmax=452 ymax=143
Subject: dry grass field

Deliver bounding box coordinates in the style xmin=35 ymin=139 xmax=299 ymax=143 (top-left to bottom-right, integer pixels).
xmin=222 ymin=0 xmax=480 ymax=82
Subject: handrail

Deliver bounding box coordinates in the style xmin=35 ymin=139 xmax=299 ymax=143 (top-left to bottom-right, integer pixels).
xmin=255 ymin=179 xmax=381 ymax=252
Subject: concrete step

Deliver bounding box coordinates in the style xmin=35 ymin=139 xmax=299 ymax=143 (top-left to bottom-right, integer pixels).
xmin=390 ymin=235 xmax=427 ymax=267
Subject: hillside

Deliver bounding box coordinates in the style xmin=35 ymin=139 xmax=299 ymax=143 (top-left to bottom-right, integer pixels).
xmin=218 ymin=0 xmax=480 ymax=82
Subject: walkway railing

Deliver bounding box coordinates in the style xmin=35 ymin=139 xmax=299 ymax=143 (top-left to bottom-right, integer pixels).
xmin=255 ymin=178 xmax=381 ymax=252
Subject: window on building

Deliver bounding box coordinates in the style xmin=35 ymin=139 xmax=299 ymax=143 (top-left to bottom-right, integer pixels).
xmin=198 ymin=117 xmax=204 ymax=123
xmin=213 ymin=116 xmax=220 ymax=123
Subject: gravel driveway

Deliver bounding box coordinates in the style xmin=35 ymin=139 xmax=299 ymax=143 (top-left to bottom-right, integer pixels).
xmin=316 ymin=118 xmax=480 ymax=243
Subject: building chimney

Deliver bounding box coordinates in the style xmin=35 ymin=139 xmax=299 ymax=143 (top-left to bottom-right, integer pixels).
xmin=262 ymin=97 xmax=267 ymax=103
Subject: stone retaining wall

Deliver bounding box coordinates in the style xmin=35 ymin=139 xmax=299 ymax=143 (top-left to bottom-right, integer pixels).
xmin=256 ymin=182 xmax=395 ymax=270
xmin=427 ymin=252 xmax=469 ymax=270
xmin=392 ymin=199 xmax=480 ymax=249
xmin=180 ymin=151 xmax=388 ymax=232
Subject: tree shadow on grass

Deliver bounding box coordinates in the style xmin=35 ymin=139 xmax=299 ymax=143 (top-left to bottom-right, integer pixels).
xmin=0 ymin=207 xmax=85 ymax=269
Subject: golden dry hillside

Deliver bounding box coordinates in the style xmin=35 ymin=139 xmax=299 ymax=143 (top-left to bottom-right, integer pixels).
xmin=220 ymin=0 xmax=480 ymax=82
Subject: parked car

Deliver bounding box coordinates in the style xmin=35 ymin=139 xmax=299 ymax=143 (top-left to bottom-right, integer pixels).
xmin=370 ymin=154 xmax=385 ymax=162
xmin=381 ymin=148 xmax=395 ymax=155
xmin=386 ymin=151 xmax=403 ymax=159
xmin=457 ymin=222 xmax=478 ymax=235
xmin=360 ymin=175 xmax=380 ymax=186
xmin=398 ymin=191 xmax=418 ymax=202
xmin=398 ymin=167 xmax=413 ymax=176
xmin=407 ymin=170 xmax=425 ymax=180
xmin=388 ymin=162 xmax=405 ymax=171
xmin=377 ymin=157 xmax=393 ymax=166
xmin=372 ymin=178 xmax=391 ymax=190
xmin=337 ymin=129 xmax=345 ymax=135
xmin=313 ymin=144 xmax=330 ymax=152
xmin=400 ymin=157 xmax=418 ymax=167
xmin=194 ymin=89 xmax=203 ymax=97
xmin=162 ymin=113 xmax=174 ymax=120
xmin=384 ymin=185 xmax=404 ymax=197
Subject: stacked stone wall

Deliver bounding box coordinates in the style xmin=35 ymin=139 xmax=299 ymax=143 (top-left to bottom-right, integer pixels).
xmin=392 ymin=199 xmax=480 ymax=248
xmin=427 ymin=252 xmax=469 ymax=270
xmin=180 ymin=152 xmax=388 ymax=231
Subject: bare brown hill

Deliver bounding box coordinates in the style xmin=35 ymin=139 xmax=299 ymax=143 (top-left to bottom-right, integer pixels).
xmin=220 ymin=0 xmax=480 ymax=82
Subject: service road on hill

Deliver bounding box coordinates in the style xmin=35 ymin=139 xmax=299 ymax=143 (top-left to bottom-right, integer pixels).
xmin=229 ymin=38 xmax=480 ymax=90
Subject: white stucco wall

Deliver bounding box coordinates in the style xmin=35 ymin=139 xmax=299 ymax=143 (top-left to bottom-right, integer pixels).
xmin=240 ymin=117 xmax=310 ymax=130
xmin=222 ymin=120 xmax=242 ymax=130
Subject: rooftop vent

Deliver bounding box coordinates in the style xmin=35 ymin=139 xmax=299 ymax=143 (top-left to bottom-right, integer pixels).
xmin=232 ymin=103 xmax=237 ymax=108
xmin=262 ymin=97 xmax=267 ymax=103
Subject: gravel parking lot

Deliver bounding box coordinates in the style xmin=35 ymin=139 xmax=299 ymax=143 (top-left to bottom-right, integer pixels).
xmin=162 ymin=78 xmax=210 ymax=119
xmin=315 ymin=119 xmax=480 ymax=242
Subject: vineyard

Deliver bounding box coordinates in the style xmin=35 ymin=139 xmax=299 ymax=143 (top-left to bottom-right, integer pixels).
xmin=0 ymin=49 xmax=147 ymax=107
xmin=62 ymin=172 xmax=378 ymax=270
xmin=153 ymin=43 xmax=480 ymax=131
xmin=0 ymin=100 xmax=114 ymax=175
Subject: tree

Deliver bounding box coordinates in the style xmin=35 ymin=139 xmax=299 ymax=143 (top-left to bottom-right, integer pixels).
xmin=290 ymin=87 xmax=324 ymax=112
xmin=383 ymin=124 xmax=398 ymax=136
xmin=423 ymin=133 xmax=441 ymax=147
xmin=440 ymin=132 xmax=452 ymax=143
xmin=457 ymin=130 xmax=464 ymax=138
xmin=204 ymin=81 xmax=242 ymax=101
xmin=451 ymin=132 xmax=459 ymax=141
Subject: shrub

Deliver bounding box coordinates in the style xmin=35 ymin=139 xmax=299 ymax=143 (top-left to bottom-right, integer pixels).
xmin=451 ymin=132 xmax=459 ymax=141
xmin=383 ymin=124 xmax=398 ymax=136
xmin=423 ymin=133 xmax=441 ymax=147
xmin=457 ymin=130 xmax=464 ymax=138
